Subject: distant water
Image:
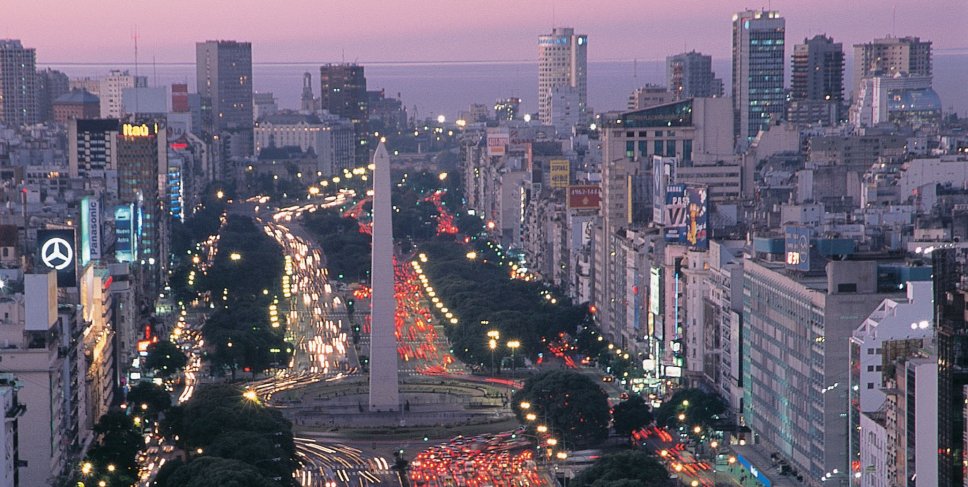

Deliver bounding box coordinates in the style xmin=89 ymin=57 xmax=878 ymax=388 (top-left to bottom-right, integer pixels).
xmin=43 ymin=54 xmax=968 ymax=119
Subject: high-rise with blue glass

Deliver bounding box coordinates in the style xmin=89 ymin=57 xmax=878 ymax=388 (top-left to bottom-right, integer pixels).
xmin=732 ymin=10 xmax=785 ymax=143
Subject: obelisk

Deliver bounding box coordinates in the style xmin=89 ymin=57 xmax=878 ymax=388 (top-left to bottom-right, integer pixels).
xmin=368 ymin=140 xmax=400 ymax=411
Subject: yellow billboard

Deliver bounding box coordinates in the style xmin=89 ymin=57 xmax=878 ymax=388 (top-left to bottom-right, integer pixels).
xmin=549 ymin=159 xmax=570 ymax=188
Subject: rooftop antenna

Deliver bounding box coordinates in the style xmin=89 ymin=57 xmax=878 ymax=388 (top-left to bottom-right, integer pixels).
xmin=341 ymin=48 xmax=345 ymax=64
xmin=892 ymin=5 xmax=897 ymax=36
xmin=133 ymin=25 xmax=140 ymax=115
xmin=552 ymin=0 xmax=556 ymax=28
xmin=152 ymin=55 xmax=157 ymax=87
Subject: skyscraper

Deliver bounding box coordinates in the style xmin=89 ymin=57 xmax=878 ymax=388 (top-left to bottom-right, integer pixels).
xmin=666 ymin=51 xmax=724 ymax=100
xmin=538 ymin=27 xmax=587 ymax=127
xmin=196 ymin=40 xmax=253 ymax=158
xmin=787 ymin=35 xmax=844 ymax=126
xmin=853 ymin=36 xmax=932 ymax=96
xmin=319 ymin=64 xmax=368 ymax=163
xmin=0 ymin=40 xmax=37 ymax=127
xmin=98 ymin=69 xmax=146 ymax=119
xmin=36 ymin=68 xmax=69 ymax=123
xmin=731 ymin=10 xmax=785 ymax=142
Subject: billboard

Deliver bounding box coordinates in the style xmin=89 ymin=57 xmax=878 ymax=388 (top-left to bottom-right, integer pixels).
xmin=567 ymin=185 xmax=601 ymax=210
xmin=663 ymin=184 xmax=708 ymax=249
xmin=486 ymin=128 xmax=509 ymax=156
xmin=115 ymin=204 xmax=136 ymax=263
xmin=784 ymin=226 xmax=812 ymax=271
xmin=649 ymin=266 xmax=662 ymax=341
xmin=80 ymin=196 xmax=103 ymax=266
xmin=37 ymin=229 xmax=77 ymax=287
xmin=549 ymin=159 xmax=570 ymax=189
xmin=652 ymin=156 xmax=677 ymax=224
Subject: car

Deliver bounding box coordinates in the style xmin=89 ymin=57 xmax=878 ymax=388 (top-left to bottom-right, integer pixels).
xmin=602 ymin=375 xmax=615 ymax=383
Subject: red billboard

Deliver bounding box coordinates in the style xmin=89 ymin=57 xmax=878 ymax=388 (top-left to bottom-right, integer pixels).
xmin=567 ymin=185 xmax=601 ymax=210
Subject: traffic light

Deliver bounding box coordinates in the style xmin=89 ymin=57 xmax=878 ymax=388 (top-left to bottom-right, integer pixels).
xmin=346 ymin=298 xmax=355 ymax=314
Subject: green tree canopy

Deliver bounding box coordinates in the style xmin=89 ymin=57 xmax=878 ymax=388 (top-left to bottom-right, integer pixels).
xmin=512 ymin=370 xmax=610 ymax=447
xmin=162 ymin=456 xmax=276 ymax=487
xmin=654 ymin=388 xmax=727 ymax=428
xmin=144 ymin=340 xmax=188 ymax=378
xmin=572 ymin=451 xmax=674 ymax=487
xmin=126 ymin=381 xmax=172 ymax=418
xmin=612 ymin=394 xmax=654 ymax=437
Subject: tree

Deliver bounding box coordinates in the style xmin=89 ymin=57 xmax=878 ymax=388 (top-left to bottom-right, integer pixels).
xmin=162 ymin=457 xmax=277 ymax=487
xmin=144 ymin=340 xmax=188 ymax=378
xmin=654 ymin=388 xmax=727 ymax=428
xmin=572 ymin=451 xmax=674 ymax=487
xmin=126 ymin=381 xmax=172 ymax=419
xmin=612 ymin=395 xmax=654 ymax=437
xmin=512 ymin=370 xmax=610 ymax=447
xmin=84 ymin=410 xmax=144 ymax=485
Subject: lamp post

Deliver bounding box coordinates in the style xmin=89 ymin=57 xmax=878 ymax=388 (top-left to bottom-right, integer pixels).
xmin=487 ymin=330 xmax=500 ymax=374
xmin=507 ymin=340 xmax=520 ymax=381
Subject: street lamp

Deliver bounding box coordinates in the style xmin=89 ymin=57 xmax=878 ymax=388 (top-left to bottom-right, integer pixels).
xmin=507 ymin=340 xmax=520 ymax=380
xmin=487 ymin=330 xmax=500 ymax=374
xmin=525 ymin=413 xmax=537 ymax=422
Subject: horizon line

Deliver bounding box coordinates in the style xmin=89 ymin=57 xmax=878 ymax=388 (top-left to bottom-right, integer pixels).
xmin=35 ymin=47 xmax=968 ymax=68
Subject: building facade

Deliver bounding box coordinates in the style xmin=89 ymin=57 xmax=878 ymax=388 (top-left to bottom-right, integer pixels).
xmin=787 ymin=35 xmax=844 ymax=126
xmin=538 ymin=27 xmax=587 ymax=128
xmin=0 ymin=40 xmax=37 ymax=127
xmin=319 ymin=64 xmax=368 ymax=163
xmin=732 ymin=10 xmax=786 ymax=142
xmin=852 ymin=36 xmax=932 ymax=96
xmin=666 ymin=51 xmax=724 ymax=100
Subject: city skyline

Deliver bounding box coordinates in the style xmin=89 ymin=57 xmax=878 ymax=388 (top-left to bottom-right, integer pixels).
xmin=7 ymin=0 xmax=967 ymax=64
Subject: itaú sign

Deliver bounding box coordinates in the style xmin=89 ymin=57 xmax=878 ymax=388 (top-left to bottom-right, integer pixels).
xmin=122 ymin=123 xmax=157 ymax=137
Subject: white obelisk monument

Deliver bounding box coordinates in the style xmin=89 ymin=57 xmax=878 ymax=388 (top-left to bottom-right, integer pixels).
xmin=368 ymin=140 xmax=400 ymax=411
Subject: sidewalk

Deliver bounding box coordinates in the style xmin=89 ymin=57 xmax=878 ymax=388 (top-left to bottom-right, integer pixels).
xmin=726 ymin=443 xmax=805 ymax=487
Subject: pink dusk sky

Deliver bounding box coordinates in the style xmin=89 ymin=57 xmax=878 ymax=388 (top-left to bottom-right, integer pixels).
xmin=6 ymin=0 xmax=967 ymax=64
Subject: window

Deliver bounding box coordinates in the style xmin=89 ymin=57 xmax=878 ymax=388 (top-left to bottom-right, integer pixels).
xmin=867 ymin=383 xmax=874 ymax=389
xmin=867 ymin=365 xmax=874 ymax=372
xmin=654 ymin=140 xmax=664 ymax=155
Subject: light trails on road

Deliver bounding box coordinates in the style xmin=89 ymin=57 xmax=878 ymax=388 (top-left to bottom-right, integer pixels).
xmin=294 ymin=437 xmax=395 ymax=487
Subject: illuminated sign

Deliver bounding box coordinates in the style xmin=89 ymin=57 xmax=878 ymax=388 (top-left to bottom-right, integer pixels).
xmin=737 ymin=454 xmax=773 ymax=487
xmin=663 ymin=184 xmax=708 ymax=249
xmin=486 ymin=128 xmax=509 ymax=156
xmin=114 ymin=204 xmax=136 ymax=262
xmin=784 ymin=226 xmax=812 ymax=272
xmin=649 ymin=266 xmax=662 ymax=341
xmin=122 ymin=123 xmax=157 ymax=137
xmin=80 ymin=196 xmax=102 ymax=266
xmin=37 ymin=229 xmax=77 ymax=287
xmin=549 ymin=159 xmax=570 ymax=189
xmin=567 ymin=185 xmax=601 ymax=210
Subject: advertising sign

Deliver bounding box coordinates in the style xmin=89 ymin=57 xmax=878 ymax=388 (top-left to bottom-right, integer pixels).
xmin=486 ymin=128 xmax=509 ymax=157
xmin=114 ymin=204 xmax=136 ymax=263
xmin=784 ymin=226 xmax=812 ymax=271
xmin=663 ymin=184 xmax=708 ymax=249
xmin=80 ymin=196 xmax=103 ymax=266
xmin=652 ymin=156 xmax=677 ymax=224
xmin=567 ymin=185 xmax=601 ymax=210
xmin=549 ymin=159 xmax=570 ymax=189
xmin=37 ymin=229 xmax=77 ymax=287
xmin=649 ymin=266 xmax=662 ymax=341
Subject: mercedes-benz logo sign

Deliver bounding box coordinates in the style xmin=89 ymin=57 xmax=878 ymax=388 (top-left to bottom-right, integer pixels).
xmin=41 ymin=237 xmax=73 ymax=270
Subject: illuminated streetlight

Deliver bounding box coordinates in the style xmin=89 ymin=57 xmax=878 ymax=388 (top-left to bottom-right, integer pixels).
xmin=525 ymin=413 xmax=537 ymax=421
xmin=546 ymin=438 xmax=557 ymax=446
xmin=677 ymin=413 xmax=686 ymax=421
xmin=229 ymin=252 xmax=242 ymax=261
xmin=519 ymin=401 xmax=531 ymax=410
xmin=556 ymin=451 xmax=568 ymax=460
xmin=107 ymin=464 xmax=116 ymax=473
xmin=536 ymin=425 xmax=548 ymax=433
xmin=693 ymin=426 xmax=702 ymax=434
xmin=243 ymin=390 xmax=259 ymax=402
xmin=81 ymin=462 xmax=93 ymax=475
xmin=507 ymin=340 xmax=521 ymax=381
xmin=466 ymin=251 xmax=477 ymax=260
